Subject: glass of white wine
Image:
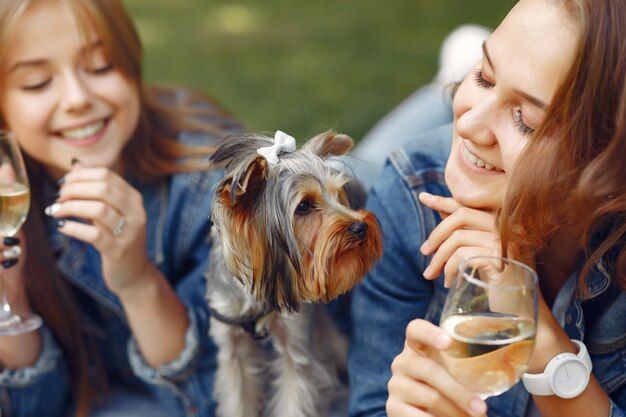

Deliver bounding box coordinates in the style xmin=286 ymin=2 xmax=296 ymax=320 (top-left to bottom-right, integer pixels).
xmin=437 ymin=255 xmax=538 ymax=398
xmin=0 ymin=130 xmax=42 ymax=335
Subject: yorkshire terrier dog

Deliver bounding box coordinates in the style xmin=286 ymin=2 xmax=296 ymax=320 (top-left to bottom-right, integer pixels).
xmin=205 ymin=130 xmax=383 ymax=417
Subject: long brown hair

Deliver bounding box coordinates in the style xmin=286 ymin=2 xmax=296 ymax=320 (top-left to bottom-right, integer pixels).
xmin=64 ymin=0 xmax=239 ymax=182
xmin=499 ymin=0 xmax=626 ymax=289
xmin=573 ymin=91 xmax=626 ymax=286
xmin=0 ymin=0 xmax=239 ymax=415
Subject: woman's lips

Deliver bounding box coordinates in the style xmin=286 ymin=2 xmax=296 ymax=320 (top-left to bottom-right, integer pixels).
xmin=459 ymin=142 xmax=505 ymax=175
xmin=55 ymin=118 xmax=108 ymax=147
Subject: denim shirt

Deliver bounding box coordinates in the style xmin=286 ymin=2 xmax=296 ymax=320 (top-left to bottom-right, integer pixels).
xmin=0 ymin=123 xmax=238 ymax=417
xmin=347 ymin=124 xmax=626 ymax=417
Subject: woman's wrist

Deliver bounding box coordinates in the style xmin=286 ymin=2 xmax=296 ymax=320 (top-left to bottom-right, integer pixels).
xmin=0 ymin=329 xmax=42 ymax=369
xmin=110 ymin=260 xmax=159 ymax=303
xmin=527 ymin=299 xmax=578 ymax=373
xmin=116 ymin=265 xmax=188 ymax=366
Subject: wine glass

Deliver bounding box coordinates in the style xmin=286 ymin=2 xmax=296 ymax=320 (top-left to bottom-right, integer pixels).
xmin=0 ymin=130 xmax=42 ymax=335
xmin=437 ymin=255 xmax=538 ymax=398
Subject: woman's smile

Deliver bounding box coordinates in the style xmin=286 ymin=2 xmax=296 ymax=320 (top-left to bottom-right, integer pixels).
xmin=54 ymin=117 xmax=110 ymax=146
xmin=460 ymin=142 xmax=504 ymax=173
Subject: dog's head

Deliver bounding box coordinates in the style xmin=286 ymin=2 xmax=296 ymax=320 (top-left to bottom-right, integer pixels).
xmin=210 ymin=130 xmax=382 ymax=313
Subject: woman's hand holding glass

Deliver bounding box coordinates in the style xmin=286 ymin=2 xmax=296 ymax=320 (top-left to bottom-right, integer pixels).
xmin=387 ymin=192 xmax=539 ymax=415
xmin=0 ymin=131 xmax=42 ymax=335
xmin=438 ymin=256 xmax=538 ymax=398
xmin=387 ymin=319 xmax=488 ymax=417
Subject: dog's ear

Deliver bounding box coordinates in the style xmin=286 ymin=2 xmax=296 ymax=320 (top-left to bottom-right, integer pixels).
xmin=218 ymin=155 xmax=268 ymax=208
xmin=303 ymin=130 xmax=353 ymax=158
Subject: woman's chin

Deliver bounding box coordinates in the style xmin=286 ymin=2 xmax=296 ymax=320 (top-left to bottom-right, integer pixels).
xmin=446 ymin=169 xmax=504 ymax=210
xmin=448 ymin=185 xmax=503 ymax=210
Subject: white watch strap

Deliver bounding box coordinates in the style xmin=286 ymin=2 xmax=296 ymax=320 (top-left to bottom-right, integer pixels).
xmin=522 ymin=340 xmax=592 ymax=397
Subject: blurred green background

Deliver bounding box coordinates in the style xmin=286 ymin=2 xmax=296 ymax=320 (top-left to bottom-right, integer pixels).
xmin=124 ymin=0 xmax=512 ymax=143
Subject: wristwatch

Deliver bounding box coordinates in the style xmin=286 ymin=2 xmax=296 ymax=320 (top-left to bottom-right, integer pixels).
xmin=522 ymin=339 xmax=592 ymax=399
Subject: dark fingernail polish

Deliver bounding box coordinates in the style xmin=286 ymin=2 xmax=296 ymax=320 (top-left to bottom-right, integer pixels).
xmin=2 ymin=259 xmax=18 ymax=268
xmin=56 ymin=219 xmax=66 ymax=228
xmin=56 ymin=176 xmax=66 ymax=186
xmin=3 ymin=237 xmax=20 ymax=246
xmin=71 ymin=157 xmax=80 ymax=166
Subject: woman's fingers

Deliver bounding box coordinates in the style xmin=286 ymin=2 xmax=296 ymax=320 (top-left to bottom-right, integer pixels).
xmin=419 ymin=192 xmax=462 ymax=216
xmin=57 ymin=167 xmax=142 ymax=215
xmin=1 ymin=236 xmax=22 ymax=268
xmin=423 ymin=230 xmax=498 ymax=282
xmin=441 ymin=247 xmax=490 ymax=288
xmin=386 ymin=396 xmax=432 ymax=417
xmin=420 ymin=206 xmax=496 ymax=256
xmin=45 ymin=199 xmax=123 ymax=235
xmin=389 ymin=320 xmax=488 ymax=417
xmin=418 ymin=192 xmax=500 ymax=286
xmin=405 ymin=318 xmax=453 ymax=351
xmin=388 ymin=375 xmax=472 ymax=417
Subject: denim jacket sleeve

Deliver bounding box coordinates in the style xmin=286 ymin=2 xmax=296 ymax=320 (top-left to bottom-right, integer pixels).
xmin=127 ymin=168 xmax=221 ymax=417
xmin=348 ymin=125 xmax=452 ymax=417
xmin=0 ymin=325 xmax=72 ymax=417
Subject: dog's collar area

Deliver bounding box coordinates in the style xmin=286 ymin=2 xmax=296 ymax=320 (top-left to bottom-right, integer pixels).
xmin=209 ymin=306 xmax=272 ymax=340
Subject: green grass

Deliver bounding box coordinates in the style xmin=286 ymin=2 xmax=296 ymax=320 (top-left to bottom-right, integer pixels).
xmin=124 ymin=0 xmax=513 ymax=143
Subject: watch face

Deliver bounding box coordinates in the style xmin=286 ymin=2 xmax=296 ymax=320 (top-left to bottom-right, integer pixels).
xmin=552 ymin=358 xmax=590 ymax=399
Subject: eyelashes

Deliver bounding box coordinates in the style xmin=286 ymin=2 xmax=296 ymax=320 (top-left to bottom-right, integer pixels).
xmin=513 ymin=110 xmax=535 ymax=136
xmin=473 ymin=69 xmax=494 ymax=89
xmin=473 ymin=68 xmax=535 ymax=136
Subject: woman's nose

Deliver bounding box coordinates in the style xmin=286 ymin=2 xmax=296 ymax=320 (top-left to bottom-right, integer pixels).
xmin=60 ymin=71 xmax=92 ymax=112
xmin=455 ymin=95 xmax=498 ymax=146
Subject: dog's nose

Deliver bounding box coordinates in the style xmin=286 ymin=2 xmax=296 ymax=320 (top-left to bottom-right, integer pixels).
xmin=348 ymin=221 xmax=368 ymax=240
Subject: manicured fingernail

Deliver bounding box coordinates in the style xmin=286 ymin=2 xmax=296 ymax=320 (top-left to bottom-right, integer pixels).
xmin=45 ymin=203 xmax=61 ymax=216
xmin=469 ymin=398 xmax=487 ymax=415
xmin=2 ymin=259 xmax=18 ymax=268
xmin=423 ymin=264 xmax=434 ymax=279
xmin=56 ymin=219 xmax=66 ymax=228
xmin=71 ymin=157 xmax=80 ymax=166
xmin=435 ymin=333 xmax=452 ymax=349
xmin=3 ymin=237 xmax=20 ymax=246
xmin=56 ymin=176 xmax=66 ymax=186
xmin=420 ymin=240 xmax=431 ymax=255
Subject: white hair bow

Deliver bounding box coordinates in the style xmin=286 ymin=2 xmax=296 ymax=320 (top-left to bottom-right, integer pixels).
xmin=256 ymin=130 xmax=296 ymax=165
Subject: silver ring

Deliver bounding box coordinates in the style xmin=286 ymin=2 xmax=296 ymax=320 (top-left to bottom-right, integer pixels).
xmin=2 ymin=245 xmax=22 ymax=259
xmin=112 ymin=217 xmax=126 ymax=236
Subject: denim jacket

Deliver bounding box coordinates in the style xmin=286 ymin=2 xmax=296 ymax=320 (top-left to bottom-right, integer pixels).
xmin=0 ymin=113 xmax=240 ymax=416
xmin=348 ymin=124 xmax=626 ymax=417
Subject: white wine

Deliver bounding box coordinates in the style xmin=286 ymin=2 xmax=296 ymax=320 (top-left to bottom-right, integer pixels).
xmin=439 ymin=312 xmax=535 ymax=398
xmin=0 ymin=183 xmax=30 ymax=236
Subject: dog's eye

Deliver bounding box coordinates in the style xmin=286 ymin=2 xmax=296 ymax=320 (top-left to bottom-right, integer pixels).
xmin=296 ymin=200 xmax=314 ymax=214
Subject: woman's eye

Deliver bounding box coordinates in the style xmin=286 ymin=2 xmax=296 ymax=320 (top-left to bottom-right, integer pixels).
xmin=89 ymin=63 xmax=114 ymax=74
xmin=295 ymin=200 xmax=314 ymax=214
xmin=473 ymin=69 xmax=495 ymax=89
xmin=513 ymin=110 xmax=535 ymax=136
xmin=21 ymin=79 xmax=51 ymax=91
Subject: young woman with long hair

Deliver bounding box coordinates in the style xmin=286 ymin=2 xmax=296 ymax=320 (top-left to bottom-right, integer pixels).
xmin=0 ymin=0 xmax=240 ymax=416
xmin=348 ymin=0 xmax=626 ymax=416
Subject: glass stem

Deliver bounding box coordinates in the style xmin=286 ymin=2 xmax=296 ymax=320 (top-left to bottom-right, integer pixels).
xmin=0 ymin=274 xmax=14 ymax=320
